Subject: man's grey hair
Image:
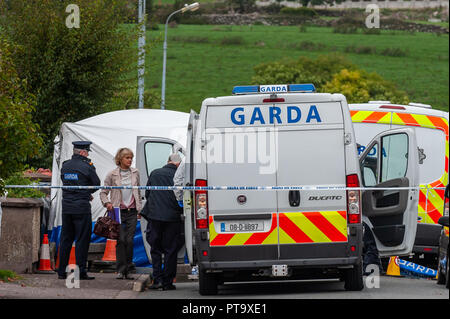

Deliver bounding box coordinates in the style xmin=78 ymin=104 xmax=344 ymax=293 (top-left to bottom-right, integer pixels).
xmin=73 ymin=148 xmax=84 ymax=155
xmin=168 ymin=153 xmax=182 ymax=163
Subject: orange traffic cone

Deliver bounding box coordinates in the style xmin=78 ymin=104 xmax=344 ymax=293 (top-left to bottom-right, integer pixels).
xmin=386 ymin=256 xmax=402 ymax=276
xmin=37 ymin=234 xmax=53 ymax=273
xmin=55 ymin=243 xmax=76 ymax=269
xmin=101 ymin=239 xmax=117 ymax=262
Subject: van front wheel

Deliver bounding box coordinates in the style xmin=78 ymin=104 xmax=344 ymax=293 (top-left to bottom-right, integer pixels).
xmin=199 ymin=267 xmax=218 ymax=295
xmin=344 ymin=261 xmax=364 ymax=291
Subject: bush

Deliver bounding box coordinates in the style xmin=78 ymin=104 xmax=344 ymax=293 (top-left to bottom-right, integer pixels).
xmin=380 ymin=47 xmax=408 ymax=57
xmin=0 ymin=36 xmax=43 ymax=181
xmin=0 ymin=270 xmax=21 ymax=282
xmin=322 ymin=69 xmax=410 ymax=104
xmin=230 ymin=0 xmax=256 ymax=13
xmin=299 ymin=25 xmax=308 ymax=33
xmin=252 ymin=54 xmax=357 ymax=88
xmin=362 ymin=28 xmax=381 ymax=35
xmin=333 ymin=16 xmax=363 ymax=34
xmin=345 ymin=45 xmax=377 ymax=55
xmin=280 ymin=7 xmax=318 ymax=17
xmin=170 ymin=36 xmax=210 ymax=44
xmin=220 ymin=36 xmax=245 ymax=46
xmin=251 ymin=54 xmax=410 ymax=105
xmin=261 ymin=3 xmax=282 ymax=14
xmin=333 ymin=25 xmax=359 ymax=34
xmin=1 ymin=171 xmax=46 ymax=198
xmin=297 ymin=41 xmax=326 ymax=51
xmin=103 ymin=87 xmax=161 ymax=111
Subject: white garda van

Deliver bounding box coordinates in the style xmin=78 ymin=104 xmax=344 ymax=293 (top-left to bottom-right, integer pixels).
xmin=182 ymin=84 xmax=420 ymax=295
xmin=349 ymin=102 xmax=449 ymax=262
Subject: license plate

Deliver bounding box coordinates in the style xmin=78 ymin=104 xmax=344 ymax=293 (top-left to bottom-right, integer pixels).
xmin=220 ymin=221 xmax=264 ymax=233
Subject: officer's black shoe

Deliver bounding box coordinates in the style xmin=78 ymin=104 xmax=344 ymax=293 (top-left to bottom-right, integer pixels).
xmin=58 ymin=274 xmax=67 ymax=280
xmin=124 ymin=274 xmax=135 ymax=280
xmin=148 ymin=282 xmax=163 ymax=290
xmin=79 ymin=273 xmax=95 ymax=280
xmin=117 ymin=273 xmax=125 ymax=280
xmin=163 ymin=284 xmax=176 ymax=291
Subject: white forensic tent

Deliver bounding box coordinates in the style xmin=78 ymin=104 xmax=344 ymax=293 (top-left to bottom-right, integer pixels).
xmin=49 ymin=109 xmax=189 ymax=267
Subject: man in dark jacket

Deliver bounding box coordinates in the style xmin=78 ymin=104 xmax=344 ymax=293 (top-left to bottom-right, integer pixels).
xmin=143 ymin=154 xmax=183 ymax=290
xmin=58 ymin=141 xmax=100 ymax=280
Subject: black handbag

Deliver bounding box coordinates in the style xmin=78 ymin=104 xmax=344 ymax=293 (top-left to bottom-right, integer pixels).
xmin=93 ymin=210 xmax=120 ymax=240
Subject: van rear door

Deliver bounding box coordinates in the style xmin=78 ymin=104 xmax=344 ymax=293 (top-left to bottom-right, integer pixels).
xmin=360 ymin=128 xmax=419 ymax=256
xmin=205 ymin=104 xmax=278 ymax=255
xmin=274 ymin=101 xmax=349 ymax=259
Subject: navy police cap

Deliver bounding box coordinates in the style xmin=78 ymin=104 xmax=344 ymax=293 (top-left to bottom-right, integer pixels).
xmin=72 ymin=141 xmax=92 ymax=151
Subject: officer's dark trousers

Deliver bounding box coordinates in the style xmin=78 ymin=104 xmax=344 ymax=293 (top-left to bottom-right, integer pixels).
xmin=58 ymin=213 xmax=92 ymax=276
xmin=116 ymin=209 xmax=137 ymax=275
xmin=363 ymin=222 xmax=381 ymax=271
xmin=146 ymin=219 xmax=182 ymax=286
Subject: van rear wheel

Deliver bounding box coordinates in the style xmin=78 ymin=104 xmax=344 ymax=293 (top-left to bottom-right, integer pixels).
xmin=344 ymin=261 xmax=364 ymax=291
xmin=199 ymin=267 xmax=218 ymax=295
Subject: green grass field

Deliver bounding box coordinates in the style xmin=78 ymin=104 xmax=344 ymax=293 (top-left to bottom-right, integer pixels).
xmin=145 ymin=24 xmax=448 ymax=113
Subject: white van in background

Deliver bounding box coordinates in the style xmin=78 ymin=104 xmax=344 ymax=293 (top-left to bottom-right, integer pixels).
xmin=182 ymin=84 xmax=420 ymax=295
xmin=350 ymin=101 xmax=449 ymax=265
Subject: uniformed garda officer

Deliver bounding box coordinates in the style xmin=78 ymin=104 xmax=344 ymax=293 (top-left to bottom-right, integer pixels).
xmin=57 ymin=141 xmax=100 ymax=280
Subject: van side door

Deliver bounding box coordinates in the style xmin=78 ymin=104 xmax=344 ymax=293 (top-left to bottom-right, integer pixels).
xmin=360 ymin=128 xmax=419 ymax=256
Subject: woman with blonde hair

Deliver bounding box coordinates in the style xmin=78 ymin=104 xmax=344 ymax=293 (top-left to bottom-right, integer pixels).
xmin=100 ymin=147 xmax=142 ymax=279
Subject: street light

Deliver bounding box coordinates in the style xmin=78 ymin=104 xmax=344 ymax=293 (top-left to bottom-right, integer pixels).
xmin=161 ymin=2 xmax=200 ymax=110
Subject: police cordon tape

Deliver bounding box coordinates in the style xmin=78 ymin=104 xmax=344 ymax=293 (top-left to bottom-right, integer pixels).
xmin=3 ymin=185 xmax=447 ymax=191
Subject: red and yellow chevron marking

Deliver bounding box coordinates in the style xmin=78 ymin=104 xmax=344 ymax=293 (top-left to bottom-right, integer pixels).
xmin=209 ymin=214 xmax=278 ymax=246
xmin=279 ymin=211 xmax=347 ymax=244
xmin=350 ymin=110 xmax=391 ymax=124
xmin=351 ymin=110 xmax=449 ymax=224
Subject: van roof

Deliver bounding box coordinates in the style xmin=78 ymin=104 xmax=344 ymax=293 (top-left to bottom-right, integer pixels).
xmin=203 ymin=92 xmax=346 ymax=108
xmin=349 ymin=102 xmax=449 ymax=119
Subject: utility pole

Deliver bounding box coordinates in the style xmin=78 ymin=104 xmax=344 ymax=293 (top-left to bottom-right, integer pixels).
xmin=138 ymin=0 xmax=146 ymax=109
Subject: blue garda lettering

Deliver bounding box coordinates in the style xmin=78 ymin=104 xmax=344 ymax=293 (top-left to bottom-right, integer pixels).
xmin=64 ymin=173 xmax=79 ymax=181
xmin=231 ymin=107 xmax=244 ymax=125
xmin=250 ymin=107 xmax=265 ymax=125
xmin=230 ymin=105 xmax=321 ymax=125
xmin=360 ymin=145 xmax=387 ymax=157
xmin=269 ymin=106 xmax=282 ymax=124
xmin=306 ymin=105 xmax=322 ymax=123
xmin=261 ymin=85 xmax=287 ymax=93
xmin=287 ymin=106 xmax=301 ymax=123
xmin=358 ymin=145 xmax=366 ymax=156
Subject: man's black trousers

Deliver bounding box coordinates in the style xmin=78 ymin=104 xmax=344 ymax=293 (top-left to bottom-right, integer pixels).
xmin=146 ymin=219 xmax=183 ymax=287
xmin=58 ymin=213 xmax=92 ymax=276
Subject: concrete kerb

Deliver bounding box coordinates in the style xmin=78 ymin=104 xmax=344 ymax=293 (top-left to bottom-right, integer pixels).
xmin=0 ymin=272 xmax=149 ymax=299
xmin=133 ymin=273 xmax=152 ymax=292
xmin=0 ymin=264 xmax=195 ymax=299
